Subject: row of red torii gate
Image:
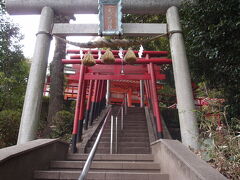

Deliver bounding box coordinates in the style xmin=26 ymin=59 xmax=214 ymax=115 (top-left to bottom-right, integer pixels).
xmin=44 ymin=49 xmax=224 ymax=151
xmin=44 ymin=49 xmax=171 ymax=150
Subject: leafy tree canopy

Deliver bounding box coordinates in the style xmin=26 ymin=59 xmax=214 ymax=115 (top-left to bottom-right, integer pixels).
xmin=180 ymin=0 xmax=240 ymax=119
xmin=0 ymin=1 xmax=29 ymax=111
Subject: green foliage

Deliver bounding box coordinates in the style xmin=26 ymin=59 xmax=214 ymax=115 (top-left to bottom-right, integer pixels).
xmin=0 ymin=2 xmax=29 ymax=111
xmin=0 ymin=1 xmax=29 ymax=147
xmin=0 ymin=110 xmax=21 ymax=148
xmin=180 ymin=0 xmax=240 ymax=119
xmin=50 ymin=110 xmax=74 ymax=141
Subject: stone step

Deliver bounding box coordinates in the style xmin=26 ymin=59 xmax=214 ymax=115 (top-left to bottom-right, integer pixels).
xmin=86 ymin=147 xmax=150 ymax=154
xmin=100 ymin=132 xmax=149 ymax=137
xmin=105 ymin=121 xmax=147 ymax=127
xmin=98 ymin=137 xmax=149 ymax=142
xmin=50 ymin=161 xmax=159 ymax=170
xmin=117 ymin=147 xmax=151 ymax=154
xmin=105 ymin=124 xmax=147 ymax=128
xmin=34 ymin=171 xmax=169 ymax=180
xmin=103 ymin=128 xmax=148 ymax=133
xmin=67 ymin=154 xmax=154 ymax=161
xmin=88 ymin=142 xmax=149 ymax=148
xmin=41 ymin=169 xmax=161 ymax=173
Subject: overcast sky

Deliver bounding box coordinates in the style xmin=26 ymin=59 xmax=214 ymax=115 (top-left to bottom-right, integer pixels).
xmin=11 ymin=14 xmax=99 ymax=62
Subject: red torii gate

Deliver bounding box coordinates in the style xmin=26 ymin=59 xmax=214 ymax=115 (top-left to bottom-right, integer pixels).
xmin=62 ymin=49 xmax=172 ymax=152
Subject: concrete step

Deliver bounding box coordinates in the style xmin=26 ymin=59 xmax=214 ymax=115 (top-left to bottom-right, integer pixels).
xmin=67 ymin=154 xmax=154 ymax=161
xmin=88 ymin=142 xmax=149 ymax=148
xmin=117 ymin=147 xmax=151 ymax=154
xmin=103 ymin=129 xmax=148 ymax=133
xmin=50 ymin=161 xmax=160 ymax=170
xmin=35 ymin=171 xmax=169 ymax=180
xmin=104 ymin=123 xmax=146 ymax=127
xmin=86 ymin=147 xmax=150 ymax=154
xmin=100 ymin=132 xmax=149 ymax=137
xmin=105 ymin=124 xmax=147 ymax=128
xmin=104 ymin=122 xmax=147 ymax=126
xmin=99 ymin=137 xmax=149 ymax=142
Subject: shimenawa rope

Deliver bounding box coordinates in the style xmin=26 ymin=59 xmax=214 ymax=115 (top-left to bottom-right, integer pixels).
xmin=53 ymin=34 xmax=167 ymax=49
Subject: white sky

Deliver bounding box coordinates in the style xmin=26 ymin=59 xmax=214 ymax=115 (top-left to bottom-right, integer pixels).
xmin=11 ymin=14 xmax=99 ymax=62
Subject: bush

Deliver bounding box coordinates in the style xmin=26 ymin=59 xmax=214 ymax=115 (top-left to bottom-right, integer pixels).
xmin=50 ymin=110 xmax=73 ymax=141
xmin=198 ymin=117 xmax=240 ymax=179
xmin=0 ymin=110 xmax=21 ymax=148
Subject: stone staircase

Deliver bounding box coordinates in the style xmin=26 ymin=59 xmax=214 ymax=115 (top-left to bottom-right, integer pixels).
xmin=85 ymin=106 xmax=151 ymax=154
xmin=34 ymin=106 xmax=169 ymax=180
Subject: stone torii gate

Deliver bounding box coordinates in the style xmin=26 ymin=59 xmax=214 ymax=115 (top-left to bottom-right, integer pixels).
xmin=6 ymin=0 xmax=199 ymax=149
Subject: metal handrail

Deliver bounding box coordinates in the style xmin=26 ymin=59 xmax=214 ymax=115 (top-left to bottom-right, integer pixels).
xmin=110 ymin=96 xmax=126 ymax=154
xmin=110 ymin=115 xmax=113 ymax=154
xmin=79 ymin=107 xmax=112 ymax=180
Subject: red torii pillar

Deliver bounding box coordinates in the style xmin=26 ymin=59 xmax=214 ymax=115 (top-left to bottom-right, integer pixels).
xmin=76 ymin=80 xmax=87 ymax=142
xmin=89 ymin=79 xmax=99 ymax=126
xmin=84 ymin=80 xmax=94 ymax=130
xmin=127 ymin=88 xmax=133 ymax=107
xmin=144 ymin=80 xmax=150 ymax=108
xmin=148 ymin=62 xmax=164 ymax=138
xmin=93 ymin=80 xmax=101 ymax=119
xmin=96 ymin=80 xmax=104 ymax=116
xmin=72 ymin=65 xmax=85 ymax=153
xmin=99 ymin=80 xmax=107 ymax=113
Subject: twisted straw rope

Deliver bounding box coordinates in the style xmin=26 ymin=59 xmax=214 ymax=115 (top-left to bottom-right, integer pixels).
xmin=53 ymin=34 xmax=167 ymax=49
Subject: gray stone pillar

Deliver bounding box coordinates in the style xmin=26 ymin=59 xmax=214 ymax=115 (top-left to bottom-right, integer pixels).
xmin=17 ymin=7 xmax=54 ymax=144
xmin=140 ymin=80 xmax=144 ymax=107
xmin=166 ymin=6 xmax=199 ymax=149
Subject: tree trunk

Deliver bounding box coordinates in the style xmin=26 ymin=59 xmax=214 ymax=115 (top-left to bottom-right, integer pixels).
xmin=44 ymin=15 xmax=72 ymax=137
xmin=47 ymin=38 xmax=66 ymax=128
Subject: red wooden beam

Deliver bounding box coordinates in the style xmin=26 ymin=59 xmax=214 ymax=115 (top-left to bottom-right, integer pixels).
xmin=62 ymin=58 xmax=172 ymax=65
xmin=84 ymin=74 xmax=165 ymax=80
xmin=86 ymin=64 xmax=160 ymax=74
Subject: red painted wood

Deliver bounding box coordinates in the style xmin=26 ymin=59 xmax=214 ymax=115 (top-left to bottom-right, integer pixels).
xmin=83 ymin=74 xmax=165 ymax=80
xmin=72 ymin=65 xmax=85 ymax=134
xmin=96 ymin=80 xmax=103 ymax=103
xmin=149 ymin=63 xmax=163 ymax=134
xmin=86 ymin=80 xmax=93 ymax=110
xmin=86 ymin=64 xmax=160 ymax=74
xmin=79 ymin=80 xmax=87 ymax=121
xmin=144 ymin=80 xmax=150 ymax=108
xmin=62 ymin=58 xmax=172 ymax=65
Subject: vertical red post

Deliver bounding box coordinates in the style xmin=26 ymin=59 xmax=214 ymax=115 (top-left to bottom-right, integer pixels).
xmin=76 ymin=80 xmax=87 ymax=142
xmin=149 ymin=62 xmax=163 ymax=138
xmin=94 ymin=80 xmax=101 ymax=118
xmin=146 ymin=79 xmax=156 ymax=117
xmin=71 ymin=86 xmax=73 ymax=99
xmin=89 ymin=80 xmax=98 ymax=126
xmin=84 ymin=80 xmax=94 ymax=130
xmin=96 ymin=80 xmax=103 ymax=116
xmin=127 ymin=89 xmax=133 ymax=107
xmin=72 ymin=65 xmax=85 ymax=153
xmin=102 ymin=80 xmax=107 ymax=106
xmin=99 ymin=80 xmax=107 ymax=112
xmin=144 ymin=80 xmax=150 ymax=107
